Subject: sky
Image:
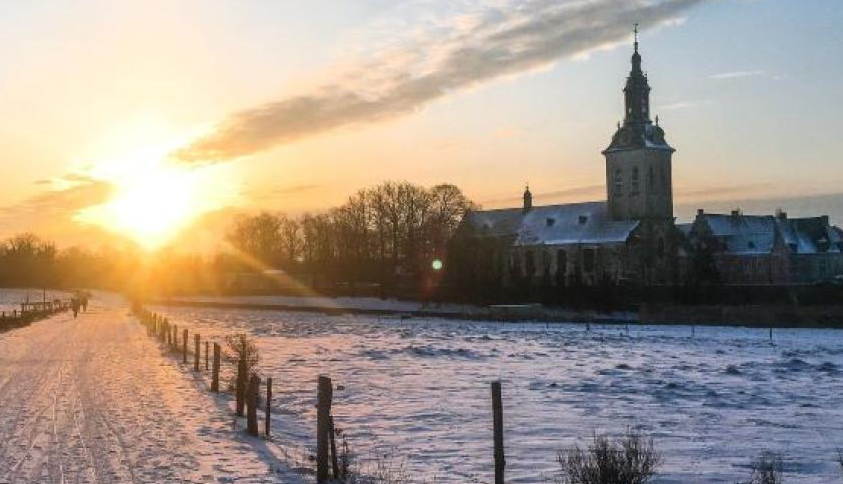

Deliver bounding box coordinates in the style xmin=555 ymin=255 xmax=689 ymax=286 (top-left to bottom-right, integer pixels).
xmin=1 ymin=0 xmax=842 ymax=248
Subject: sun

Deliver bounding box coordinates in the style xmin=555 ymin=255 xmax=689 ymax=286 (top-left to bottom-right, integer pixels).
xmin=77 ymin=149 xmax=239 ymax=249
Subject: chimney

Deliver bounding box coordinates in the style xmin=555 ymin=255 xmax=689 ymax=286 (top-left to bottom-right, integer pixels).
xmin=822 ymin=215 xmax=829 ymax=226
xmin=776 ymin=208 xmax=787 ymax=220
xmin=697 ymin=208 xmax=704 ymax=217
xmin=731 ymin=209 xmax=741 ymax=218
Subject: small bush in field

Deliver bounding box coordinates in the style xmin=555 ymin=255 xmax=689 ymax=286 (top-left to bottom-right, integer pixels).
xmin=744 ymin=452 xmax=784 ymax=484
xmin=557 ymin=429 xmax=661 ymax=484
xmin=224 ymin=333 xmax=260 ymax=388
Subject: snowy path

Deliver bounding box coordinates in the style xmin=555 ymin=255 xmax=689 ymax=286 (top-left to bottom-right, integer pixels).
xmin=0 ymin=305 xmax=302 ymax=484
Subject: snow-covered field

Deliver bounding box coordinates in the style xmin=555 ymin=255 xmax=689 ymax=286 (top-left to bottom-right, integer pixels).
xmin=0 ymin=293 xmax=302 ymax=484
xmin=153 ymin=304 xmax=843 ymax=484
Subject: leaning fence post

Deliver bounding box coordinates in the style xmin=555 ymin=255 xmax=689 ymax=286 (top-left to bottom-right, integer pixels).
xmin=205 ymin=341 xmax=209 ymax=371
xmin=194 ymin=334 xmax=200 ymax=371
xmin=247 ymin=373 xmax=259 ymax=435
xmin=491 ymin=380 xmax=506 ymax=484
xmin=265 ymin=377 xmax=272 ymax=438
xmin=236 ymin=354 xmax=247 ymax=416
xmin=182 ymin=329 xmax=188 ymax=363
xmin=211 ymin=343 xmax=221 ymax=392
xmin=316 ymin=375 xmax=333 ymax=483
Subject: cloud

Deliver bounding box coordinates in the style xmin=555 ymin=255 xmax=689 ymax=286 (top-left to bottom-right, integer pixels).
xmin=708 ymin=70 xmax=765 ymax=80
xmin=657 ymin=99 xmax=712 ymax=110
xmin=174 ymin=0 xmax=708 ymax=164
xmin=482 ymin=184 xmax=605 ymax=206
xmin=0 ymin=176 xmax=115 ymax=243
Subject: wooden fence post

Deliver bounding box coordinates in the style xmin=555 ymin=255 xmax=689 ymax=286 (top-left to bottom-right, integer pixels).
xmin=205 ymin=341 xmax=209 ymax=371
xmin=247 ymin=373 xmax=259 ymax=435
xmin=211 ymin=343 xmax=221 ymax=392
xmin=316 ymin=375 xmax=333 ymax=483
xmin=265 ymin=377 xmax=272 ymax=438
xmin=194 ymin=334 xmax=200 ymax=371
xmin=236 ymin=355 xmax=247 ymax=416
xmin=182 ymin=329 xmax=188 ymax=363
xmin=491 ymin=380 xmax=506 ymax=484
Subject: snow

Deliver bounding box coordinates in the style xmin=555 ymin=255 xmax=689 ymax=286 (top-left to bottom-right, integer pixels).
xmin=0 ymin=294 xmax=303 ymax=484
xmin=152 ymin=303 xmax=843 ymax=484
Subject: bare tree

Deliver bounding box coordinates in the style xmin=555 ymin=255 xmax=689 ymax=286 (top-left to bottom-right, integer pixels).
xmin=226 ymin=212 xmax=283 ymax=267
xmin=557 ymin=430 xmax=662 ymax=484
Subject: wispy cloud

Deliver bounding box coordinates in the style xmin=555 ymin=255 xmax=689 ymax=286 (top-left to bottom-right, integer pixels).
xmin=658 ymin=99 xmax=713 ymax=110
xmin=174 ymin=0 xmax=708 ymax=164
xmin=482 ymin=184 xmax=605 ymax=206
xmin=708 ymin=69 xmax=765 ymax=80
xmin=0 ymin=175 xmax=115 ymax=241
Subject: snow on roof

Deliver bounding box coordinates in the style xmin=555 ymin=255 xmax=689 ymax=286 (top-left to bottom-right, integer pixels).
xmin=697 ymin=213 xmax=842 ymax=255
xmin=465 ymin=201 xmax=639 ymax=246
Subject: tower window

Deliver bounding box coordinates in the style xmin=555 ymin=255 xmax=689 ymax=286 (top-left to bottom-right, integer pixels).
xmin=648 ymin=166 xmax=655 ymax=188
xmin=614 ymin=168 xmax=623 ymax=194
xmin=631 ymin=167 xmax=639 ymax=194
xmin=660 ymin=167 xmax=667 ymax=189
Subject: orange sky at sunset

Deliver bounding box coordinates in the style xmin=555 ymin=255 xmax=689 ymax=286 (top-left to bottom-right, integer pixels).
xmin=2 ymin=0 xmax=842 ymax=249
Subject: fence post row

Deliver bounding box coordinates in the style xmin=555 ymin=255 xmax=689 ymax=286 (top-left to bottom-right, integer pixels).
xmin=211 ymin=343 xmax=221 ymax=392
xmin=182 ymin=329 xmax=188 ymax=363
xmin=316 ymin=375 xmax=333 ymax=483
xmin=247 ymin=373 xmax=259 ymax=435
xmin=492 ymin=380 xmax=506 ymax=484
xmin=194 ymin=334 xmax=200 ymax=371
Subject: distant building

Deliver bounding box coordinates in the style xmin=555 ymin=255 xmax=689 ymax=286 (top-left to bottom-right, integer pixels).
xmin=680 ymin=210 xmax=843 ymax=285
xmin=457 ymin=28 xmax=678 ymax=287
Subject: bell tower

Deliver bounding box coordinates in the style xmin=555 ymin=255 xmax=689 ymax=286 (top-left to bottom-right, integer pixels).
xmin=603 ymin=24 xmax=674 ymax=222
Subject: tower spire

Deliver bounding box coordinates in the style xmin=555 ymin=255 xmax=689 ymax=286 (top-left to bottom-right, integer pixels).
xmin=634 ymin=23 xmax=639 ymax=53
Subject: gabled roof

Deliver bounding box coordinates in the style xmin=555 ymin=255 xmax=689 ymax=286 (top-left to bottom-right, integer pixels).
xmin=693 ymin=212 xmax=843 ymax=255
xmin=464 ymin=201 xmax=639 ymax=246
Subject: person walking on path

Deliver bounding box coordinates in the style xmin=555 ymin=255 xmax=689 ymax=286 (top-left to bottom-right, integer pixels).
xmin=71 ymin=298 xmax=80 ymax=318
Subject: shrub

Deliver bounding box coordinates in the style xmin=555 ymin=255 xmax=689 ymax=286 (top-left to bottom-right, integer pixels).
xmin=744 ymin=452 xmax=784 ymax=484
xmin=557 ymin=430 xmax=662 ymax=484
xmin=224 ymin=333 xmax=260 ymax=389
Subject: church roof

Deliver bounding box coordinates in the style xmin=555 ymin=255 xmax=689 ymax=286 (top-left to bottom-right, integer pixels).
xmin=464 ymin=201 xmax=639 ymax=246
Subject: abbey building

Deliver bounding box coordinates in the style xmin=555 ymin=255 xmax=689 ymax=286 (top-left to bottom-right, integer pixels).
xmin=453 ymin=32 xmax=843 ymax=289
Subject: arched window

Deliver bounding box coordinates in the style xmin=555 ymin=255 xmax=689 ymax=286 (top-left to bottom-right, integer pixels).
xmin=631 ymin=166 xmax=640 ymax=194
xmin=614 ymin=168 xmax=623 ymax=194
xmin=648 ymin=166 xmax=655 ymax=189
xmin=557 ymin=249 xmax=567 ymax=276
xmin=660 ymin=167 xmax=667 ymax=190
xmin=657 ymin=238 xmax=665 ymax=258
xmin=525 ymin=250 xmax=535 ymax=277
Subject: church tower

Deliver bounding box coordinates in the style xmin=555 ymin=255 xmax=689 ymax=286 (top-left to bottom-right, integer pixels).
xmin=603 ymin=26 xmax=674 ymax=221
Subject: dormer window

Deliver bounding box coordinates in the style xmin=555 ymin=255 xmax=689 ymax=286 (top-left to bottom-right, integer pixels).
xmin=546 ymin=218 xmax=555 ymax=227
xmin=578 ymin=215 xmax=588 ymax=225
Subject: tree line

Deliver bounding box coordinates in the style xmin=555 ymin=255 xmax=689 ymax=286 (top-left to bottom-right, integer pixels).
xmin=0 ymin=181 xmax=475 ymax=298
xmin=224 ymin=181 xmax=475 ymax=296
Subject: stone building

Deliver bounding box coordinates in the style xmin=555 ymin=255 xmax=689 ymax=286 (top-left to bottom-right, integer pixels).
xmin=456 ymin=31 xmax=679 ymax=288
xmin=681 ymin=210 xmax=843 ymax=285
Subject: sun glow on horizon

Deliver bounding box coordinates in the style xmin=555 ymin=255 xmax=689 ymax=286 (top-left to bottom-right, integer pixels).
xmin=76 ymin=133 xmax=241 ymax=249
